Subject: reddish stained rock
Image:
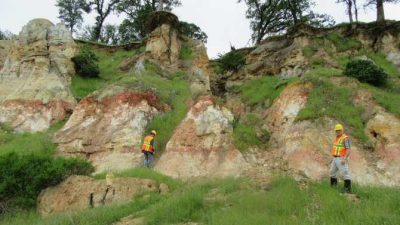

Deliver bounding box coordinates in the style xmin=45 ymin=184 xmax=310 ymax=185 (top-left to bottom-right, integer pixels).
xmin=55 ymin=89 xmax=161 ymax=173
xmin=261 ymin=82 xmax=399 ymax=186
xmin=0 ymin=99 xmax=74 ymax=132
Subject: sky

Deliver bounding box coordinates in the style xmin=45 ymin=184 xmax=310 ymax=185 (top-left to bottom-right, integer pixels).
xmin=1 ymin=0 xmax=400 ymax=58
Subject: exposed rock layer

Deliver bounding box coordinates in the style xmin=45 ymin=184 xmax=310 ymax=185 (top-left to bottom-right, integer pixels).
xmin=155 ymin=96 xmax=248 ymax=178
xmin=0 ymin=19 xmax=77 ymax=132
xmin=55 ymin=86 xmax=162 ymax=173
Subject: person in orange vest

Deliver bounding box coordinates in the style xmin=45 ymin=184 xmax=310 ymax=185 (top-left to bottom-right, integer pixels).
xmin=330 ymin=124 xmax=352 ymax=193
xmin=142 ymin=130 xmax=157 ymax=168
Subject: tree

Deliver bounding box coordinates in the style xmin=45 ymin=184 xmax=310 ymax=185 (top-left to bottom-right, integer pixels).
xmin=336 ymin=0 xmax=354 ymax=23
xmin=100 ymin=24 xmax=120 ymax=44
xmin=179 ymin=21 xmax=208 ymax=43
xmin=239 ymin=0 xmax=287 ymax=43
xmin=0 ymin=29 xmax=14 ymax=40
xmin=90 ymin=0 xmax=122 ymax=41
xmin=240 ymin=0 xmax=335 ymax=44
xmin=353 ymin=0 xmax=359 ymax=22
xmin=365 ymin=0 xmax=400 ymax=23
xmin=56 ymin=0 xmax=90 ymax=33
xmin=116 ymin=0 xmax=181 ymax=42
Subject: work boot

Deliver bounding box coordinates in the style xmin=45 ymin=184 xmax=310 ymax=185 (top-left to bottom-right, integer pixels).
xmin=330 ymin=177 xmax=338 ymax=187
xmin=344 ymin=179 xmax=352 ymax=193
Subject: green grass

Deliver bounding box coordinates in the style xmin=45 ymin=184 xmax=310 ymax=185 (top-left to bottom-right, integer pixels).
xmin=179 ymin=42 xmax=194 ymax=60
xmin=71 ymin=75 xmax=107 ymax=99
xmin=0 ymin=120 xmax=66 ymax=157
xmin=326 ymin=32 xmax=362 ymax=52
xmin=367 ymin=52 xmax=399 ymax=77
xmin=93 ymin=168 xmax=181 ymax=191
xmin=0 ymin=193 xmax=163 ymax=225
xmin=307 ymin=67 xmax=342 ymax=77
xmin=233 ymin=114 xmax=270 ymax=151
xmin=3 ymin=176 xmax=400 ymax=225
xmin=70 ymin=45 xmax=140 ymax=98
xmin=367 ymin=85 xmax=400 ymax=117
xmin=297 ymin=78 xmax=368 ymax=142
xmin=240 ymin=76 xmax=297 ymax=107
xmin=303 ymin=46 xmax=318 ymax=58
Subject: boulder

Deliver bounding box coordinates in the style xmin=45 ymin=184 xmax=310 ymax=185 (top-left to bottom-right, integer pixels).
xmin=0 ymin=19 xmax=77 ymax=132
xmin=37 ymin=175 xmax=158 ymax=215
xmin=54 ymin=85 xmax=163 ymax=173
xmin=155 ymin=96 xmax=248 ymax=178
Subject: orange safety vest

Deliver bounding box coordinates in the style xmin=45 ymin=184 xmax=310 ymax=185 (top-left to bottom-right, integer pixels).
xmin=142 ymin=135 xmax=154 ymax=153
xmin=331 ymin=134 xmax=349 ymax=157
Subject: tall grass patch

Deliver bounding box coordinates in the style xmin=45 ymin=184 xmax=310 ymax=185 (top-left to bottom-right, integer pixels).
xmin=326 ymin=32 xmax=362 ymax=52
xmin=297 ymin=78 xmax=367 ymax=142
xmin=233 ymin=114 xmax=270 ymax=151
xmin=93 ymin=168 xmax=181 ymax=191
xmin=367 ymin=85 xmax=400 ymax=117
xmin=240 ymin=76 xmax=296 ymax=107
xmin=0 ymin=194 xmax=162 ymax=225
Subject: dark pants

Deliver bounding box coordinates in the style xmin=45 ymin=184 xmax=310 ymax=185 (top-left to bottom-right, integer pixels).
xmin=143 ymin=151 xmax=153 ymax=168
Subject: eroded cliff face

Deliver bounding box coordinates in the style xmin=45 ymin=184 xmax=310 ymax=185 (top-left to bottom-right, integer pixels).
xmin=212 ymin=22 xmax=400 ymax=186
xmin=0 ymin=19 xmax=77 ymax=132
xmin=54 ymin=85 xmax=164 ymax=173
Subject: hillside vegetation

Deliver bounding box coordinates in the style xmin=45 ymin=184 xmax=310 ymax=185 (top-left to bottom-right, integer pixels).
xmin=2 ymin=172 xmax=400 ymax=225
xmin=1 ymin=22 xmax=400 ymax=225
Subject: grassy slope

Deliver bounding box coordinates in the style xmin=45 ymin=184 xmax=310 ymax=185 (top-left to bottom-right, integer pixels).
xmin=296 ymin=31 xmax=400 ymax=144
xmin=3 ymin=175 xmax=400 ymax=225
xmin=0 ymin=120 xmax=66 ymax=157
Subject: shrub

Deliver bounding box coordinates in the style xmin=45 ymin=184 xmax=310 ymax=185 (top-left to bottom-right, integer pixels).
xmin=344 ymin=60 xmax=388 ymax=86
xmin=72 ymin=46 xmax=100 ymax=78
xmin=218 ymin=50 xmax=246 ymax=72
xmin=0 ymin=153 xmax=94 ymax=212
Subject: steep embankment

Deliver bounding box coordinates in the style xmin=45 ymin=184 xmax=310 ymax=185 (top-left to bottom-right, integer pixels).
xmin=213 ymin=22 xmax=400 ymax=186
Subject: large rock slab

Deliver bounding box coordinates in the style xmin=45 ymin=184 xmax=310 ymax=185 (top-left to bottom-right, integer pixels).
xmin=37 ymin=175 xmax=159 ymax=215
xmin=54 ymin=86 xmax=162 ymax=173
xmin=0 ymin=19 xmax=77 ymax=132
xmin=155 ymin=96 xmax=248 ymax=178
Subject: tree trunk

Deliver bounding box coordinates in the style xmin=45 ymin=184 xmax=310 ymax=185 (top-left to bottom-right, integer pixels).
xmin=348 ymin=0 xmax=353 ymax=23
xmin=92 ymin=19 xmax=104 ymax=41
xmin=353 ymin=0 xmax=358 ymax=22
xmin=376 ymin=0 xmax=385 ymax=23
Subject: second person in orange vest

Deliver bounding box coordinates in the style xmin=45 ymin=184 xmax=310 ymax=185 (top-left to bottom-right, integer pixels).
xmin=142 ymin=130 xmax=157 ymax=168
xmin=330 ymin=124 xmax=352 ymax=193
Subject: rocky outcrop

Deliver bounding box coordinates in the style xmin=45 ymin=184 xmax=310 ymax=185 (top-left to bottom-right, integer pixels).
xmin=185 ymin=38 xmax=212 ymax=98
xmin=353 ymin=89 xmax=400 ymax=185
xmin=245 ymin=37 xmax=308 ymax=78
xmin=37 ymin=175 xmax=159 ymax=215
xmin=145 ymin=12 xmax=180 ymax=65
xmin=54 ymin=85 xmax=163 ymax=173
xmin=0 ymin=19 xmax=77 ymax=132
xmin=155 ymin=96 xmax=248 ymax=178
xmin=259 ymin=82 xmax=399 ymax=186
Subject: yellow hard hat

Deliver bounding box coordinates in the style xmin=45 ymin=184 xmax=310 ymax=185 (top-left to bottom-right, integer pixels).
xmin=335 ymin=124 xmax=344 ymax=131
xmin=151 ymin=130 xmax=157 ymax=135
